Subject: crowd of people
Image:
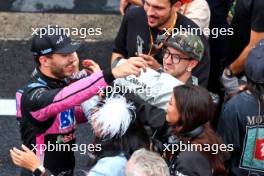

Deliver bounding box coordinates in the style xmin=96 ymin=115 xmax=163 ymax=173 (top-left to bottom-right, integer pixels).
xmin=9 ymin=0 xmax=264 ymax=175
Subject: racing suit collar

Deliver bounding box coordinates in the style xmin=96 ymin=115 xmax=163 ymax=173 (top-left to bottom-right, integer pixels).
xmin=31 ymin=67 xmax=68 ymax=88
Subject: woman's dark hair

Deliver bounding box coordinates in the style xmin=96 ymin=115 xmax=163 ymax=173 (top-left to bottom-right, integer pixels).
xmin=172 ymin=85 xmax=214 ymax=134
xmin=171 ymin=85 xmax=227 ymax=176
xmin=87 ymin=117 xmax=150 ymax=168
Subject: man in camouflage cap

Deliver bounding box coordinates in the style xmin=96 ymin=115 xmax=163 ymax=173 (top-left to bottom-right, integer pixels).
xmin=163 ymin=31 xmax=205 ymax=85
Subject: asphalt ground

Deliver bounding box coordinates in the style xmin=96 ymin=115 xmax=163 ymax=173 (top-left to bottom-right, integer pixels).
xmin=0 ymin=0 xmax=119 ymax=14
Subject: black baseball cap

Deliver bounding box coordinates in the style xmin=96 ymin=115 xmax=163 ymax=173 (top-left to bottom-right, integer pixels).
xmin=245 ymin=38 xmax=264 ymax=84
xmin=31 ymin=25 xmax=80 ymax=56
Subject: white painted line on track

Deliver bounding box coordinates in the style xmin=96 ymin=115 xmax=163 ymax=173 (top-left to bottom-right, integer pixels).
xmin=0 ymin=99 xmax=16 ymax=116
xmin=0 ymin=37 xmax=100 ymax=42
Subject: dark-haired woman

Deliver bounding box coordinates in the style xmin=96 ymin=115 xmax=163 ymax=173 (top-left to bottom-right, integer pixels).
xmin=163 ymin=85 xmax=227 ymax=176
xmin=124 ymin=84 xmax=227 ymax=175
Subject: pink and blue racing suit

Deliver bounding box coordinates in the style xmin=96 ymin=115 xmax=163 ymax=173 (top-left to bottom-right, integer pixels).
xmin=15 ymin=67 xmax=115 ymax=175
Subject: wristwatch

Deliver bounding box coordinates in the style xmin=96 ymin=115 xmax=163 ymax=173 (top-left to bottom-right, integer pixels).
xmin=225 ymin=66 xmax=234 ymax=78
xmin=33 ymin=165 xmax=45 ymax=176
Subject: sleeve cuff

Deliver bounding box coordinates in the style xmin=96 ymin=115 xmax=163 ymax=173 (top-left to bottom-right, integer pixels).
xmin=103 ymin=68 xmax=115 ymax=85
xmin=111 ymin=56 xmax=123 ymax=68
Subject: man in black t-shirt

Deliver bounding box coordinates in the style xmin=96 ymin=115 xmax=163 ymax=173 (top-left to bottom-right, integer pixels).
xmin=223 ymin=0 xmax=264 ymax=80
xmin=112 ymin=0 xmax=210 ymax=87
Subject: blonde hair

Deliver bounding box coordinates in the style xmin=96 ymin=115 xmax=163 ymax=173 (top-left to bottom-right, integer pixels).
xmin=126 ymin=148 xmax=169 ymax=176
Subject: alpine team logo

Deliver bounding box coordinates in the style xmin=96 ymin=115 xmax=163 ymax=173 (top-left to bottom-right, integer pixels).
xmin=56 ymin=36 xmax=64 ymax=44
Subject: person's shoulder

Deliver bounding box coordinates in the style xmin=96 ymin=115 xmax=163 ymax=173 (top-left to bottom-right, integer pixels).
xmin=191 ymin=0 xmax=209 ymax=8
xmin=17 ymin=80 xmax=49 ymax=97
xmin=97 ymin=155 xmax=127 ymax=167
xmin=189 ymin=0 xmax=210 ymax=19
xmin=178 ymin=150 xmax=208 ymax=162
xmin=125 ymin=7 xmax=146 ymax=20
xmin=88 ymin=155 xmax=127 ymax=176
xmin=225 ymin=91 xmax=256 ymax=108
xmin=176 ymin=151 xmax=210 ymax=168
xmin=176 ymin=12 xmax=200 ymax=29
xmin=174 ymin=151 xmax=212 ymax=175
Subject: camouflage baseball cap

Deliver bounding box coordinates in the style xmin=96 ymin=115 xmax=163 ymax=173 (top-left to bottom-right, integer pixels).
xmin=164 ymin=31 xmax=204 ymax=61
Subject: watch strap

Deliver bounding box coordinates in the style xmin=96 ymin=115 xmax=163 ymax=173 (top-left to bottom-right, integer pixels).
xmin=33 ymin=166 xmax=45 ymax=176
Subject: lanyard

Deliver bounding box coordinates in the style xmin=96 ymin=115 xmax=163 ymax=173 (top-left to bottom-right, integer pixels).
xmin=148 ymin=12 xmax=177 ymax=56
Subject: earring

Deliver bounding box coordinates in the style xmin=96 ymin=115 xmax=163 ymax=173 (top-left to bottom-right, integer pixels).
xmin=186 ymin=67 xmax=192 ymax=72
